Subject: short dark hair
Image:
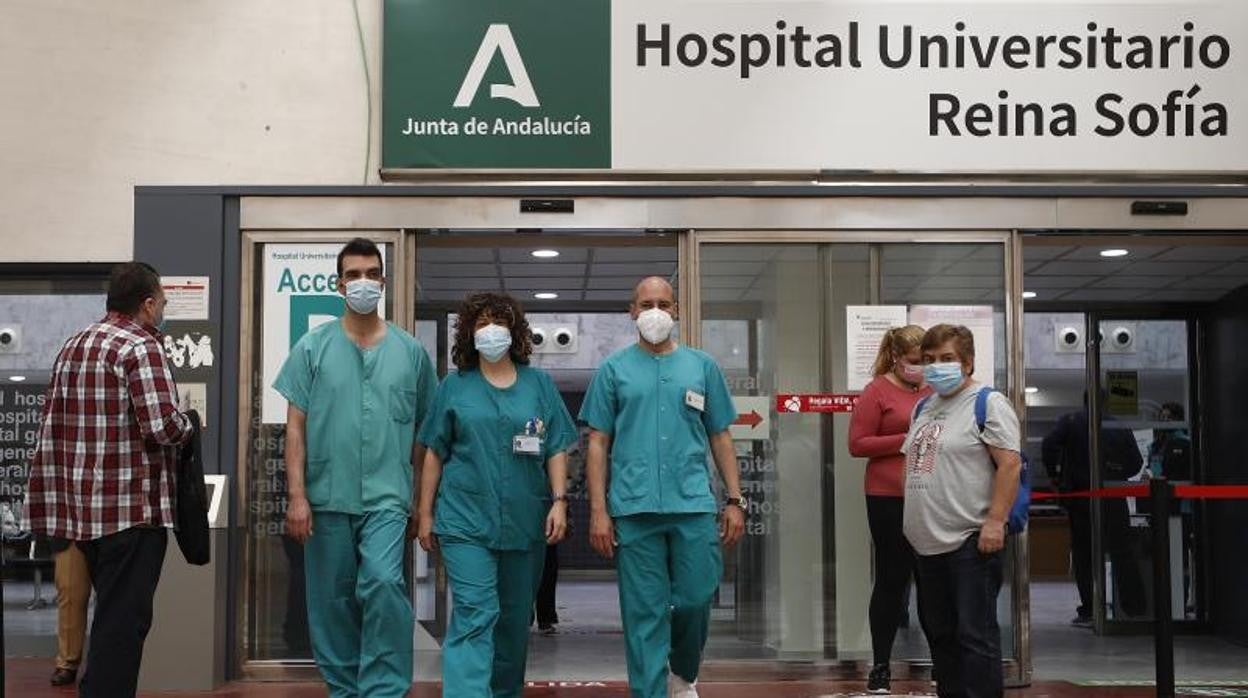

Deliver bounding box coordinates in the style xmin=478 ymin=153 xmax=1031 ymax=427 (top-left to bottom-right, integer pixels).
xmin=337 ymin=238 xmax=384 ymax=277
xmin=106 ymin=262 xmax=162 ymax=315
xmin=921 ymin=324 xmax=976 ymax=374
xmin=451 ymin=292 xmax=533 ymax=370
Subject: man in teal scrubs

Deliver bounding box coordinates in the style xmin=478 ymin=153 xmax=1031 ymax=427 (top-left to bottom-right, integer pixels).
xmin=580 ymin=276 xmax=747 ymax=698
xmin=274 ymin=238 xmax=438 ymax=698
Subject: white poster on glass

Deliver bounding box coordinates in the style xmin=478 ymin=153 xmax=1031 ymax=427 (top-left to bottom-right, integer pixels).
xmin=846 ymin=305 xmax=909 ymax=391
xmin=260 ymin=244 xmax=387 ymax=424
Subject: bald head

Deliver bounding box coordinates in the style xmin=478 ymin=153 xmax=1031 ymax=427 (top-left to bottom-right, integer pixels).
xmin=630 ymin=276 xmax=677 ymax=319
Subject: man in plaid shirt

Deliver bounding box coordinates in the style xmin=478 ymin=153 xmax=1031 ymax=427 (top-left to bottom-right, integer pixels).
xmin=23 ymin=261 xmax=194 ymax=698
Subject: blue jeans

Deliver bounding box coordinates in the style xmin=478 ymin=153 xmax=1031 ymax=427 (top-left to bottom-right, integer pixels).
xmin=915 ymin=534 xmax=1004 ymax=698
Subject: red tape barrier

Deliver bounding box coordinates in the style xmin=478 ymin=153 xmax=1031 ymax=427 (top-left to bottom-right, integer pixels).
xmin=1031 ymin=484 xmax=1248 ymax=501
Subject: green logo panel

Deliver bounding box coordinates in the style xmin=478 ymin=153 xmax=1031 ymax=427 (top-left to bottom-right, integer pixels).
xmin=383 ymin=0 xmax=611 ymax=169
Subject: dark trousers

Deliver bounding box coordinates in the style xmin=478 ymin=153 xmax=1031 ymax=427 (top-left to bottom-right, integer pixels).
xmin=1068 ymin=500 xmax=1146 ymax=619
xmin=78 ymin=527 xmax=168 ymax=698
xmin=916 ymin=535 xmax=1003 ymax=698
xmin=866 ymin=495 xmax=921 ymax=666
xmin=535 ymin=543 xmax=559 ymax=627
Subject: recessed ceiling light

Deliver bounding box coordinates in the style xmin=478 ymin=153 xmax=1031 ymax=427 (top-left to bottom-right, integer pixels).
xmin=1022 ymin=291 xmax=1037 ymax=299
xmin=8 ymin=375 xmax=26 ymax=382
xmin=533 ymin=292 xmax=558 ymax=300
xmin=1100 ymin=248 xmax=1129 ymax=258
xmin=1025 ymin=386 xmax=1039 ymax=394
xmin=531 ymin=249 xmax=560 ymax=258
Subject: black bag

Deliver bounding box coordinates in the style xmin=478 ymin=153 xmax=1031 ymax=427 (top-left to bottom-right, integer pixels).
xmin=175 ymin=410 xmax=211 ymax=565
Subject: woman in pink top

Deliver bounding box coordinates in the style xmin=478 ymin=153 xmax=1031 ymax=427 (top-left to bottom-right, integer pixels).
xmin=848 ymin=324 xmax=931 ymax=694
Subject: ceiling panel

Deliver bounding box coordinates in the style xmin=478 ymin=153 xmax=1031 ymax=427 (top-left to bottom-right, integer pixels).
xmin=592 ymin=262 xmax=677 ymax=276
xmin=1151 ymin=246 xmax=1248 ymax=262
xmin=592 ymin=247 xmax=679 ymax=262
xmin=1030 ymin=260 xmax=1132 ymax=276
xmin=1057 ymin=289 xmax=1160 ymax=302
xmin=1023 ymin=245 xmax=1075 ymax=261
xmin=418 ymin=277 xmax=501 ymax=291
xmin=583 ymin=290 xmax=634 ymax=302
xmin=1060 ymin=245 xmax=1166 ymax=261
xmin=504 ymin=279 xmax=586 ymax=291
xmin=500 ymin=262 xmax=586 ymax=277
xmin=585 ymin=276 xmax=642 ymax=291
xmin=1120 ymin=261 xmax=1226 ymax=276
xmin=1209 ymin=262 xmax=1248 ymax=277
xmin=1138 ymin=288 xmax=1228 ymax=302
xmin=943 ymin=261 xmax=1007 ymax=277
xmin=1168 ymin=276 xmax=1248 ymax=290
xmin=496 ymin=247 xmax=590 ymax=263
xmin=417 ymin=247 xmax=495 ymax=263
xmin=418 ymin=263 xmax=498 ymax=277
xmin=1088 ymin=275 xmax=1178 ymax=289
xmin=1023 ymin=275 xmax=1101 ymax=289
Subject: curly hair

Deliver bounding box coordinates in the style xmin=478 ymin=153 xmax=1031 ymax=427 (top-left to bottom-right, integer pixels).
xmin=451 ymin=292 xmax=534 ymax=370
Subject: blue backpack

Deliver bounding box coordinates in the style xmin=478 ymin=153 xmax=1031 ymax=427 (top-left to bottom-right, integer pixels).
xmin=914 ymin=388 xmax=1031 ymax=535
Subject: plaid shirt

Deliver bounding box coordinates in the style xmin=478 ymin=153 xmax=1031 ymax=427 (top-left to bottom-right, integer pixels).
xmin=22 ymin=313 xmax=193 ymax=540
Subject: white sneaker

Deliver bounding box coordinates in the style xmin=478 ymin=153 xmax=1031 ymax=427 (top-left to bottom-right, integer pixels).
xmin=668 ymin=672 xmax=699 ymax=698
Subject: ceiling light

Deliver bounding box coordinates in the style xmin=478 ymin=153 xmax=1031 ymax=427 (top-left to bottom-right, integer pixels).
xmin=531 ymin=249 xmax=560 ymax=258
xmin=533 ymin=292 xmax=559 ymax=300
xmin=1022 ymin=291 xmax=1037 ymax=299
xmin=1100 ymin=248 xmax=1129 ymax=258
xmin=1025 ymin=386 xmax=1039 ymax=394
xmin=8 ymin=375 xmax=26 ymax=382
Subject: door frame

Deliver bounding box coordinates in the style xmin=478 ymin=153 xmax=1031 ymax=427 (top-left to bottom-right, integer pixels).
xmin=235 ymin=229 xmax=409 ymax=680
xmin=1083 ymin=309 xmax=1207 ymax=636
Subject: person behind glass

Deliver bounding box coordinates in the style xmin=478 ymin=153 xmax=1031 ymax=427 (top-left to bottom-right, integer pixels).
xmin=1040 ymin=390 xmax=1144 ymax=626
xmin=274 ymin=238 xmax=439 ymax=698
xmin=416 ymin=292 xmax=578 ymax=698
xmin=847 ymin=324 xmax=932 ymax=694
xmin=902 ymin=324 xmax=1022 ymax=698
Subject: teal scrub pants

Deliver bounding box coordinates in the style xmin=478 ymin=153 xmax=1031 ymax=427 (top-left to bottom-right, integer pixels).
xmin=304 ymin=510 xmax=412 ymax=698
xmin=615 ymin=513 xmax=723 ymax=698
xmin=440 ymin=539 xmax=546 ymax=698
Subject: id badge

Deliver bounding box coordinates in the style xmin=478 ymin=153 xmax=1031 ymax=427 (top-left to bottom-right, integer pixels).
xmin=685 ymin=389 xmax=706 ymax=412
xmin=513 ymin=434 xmax=542 ymax=455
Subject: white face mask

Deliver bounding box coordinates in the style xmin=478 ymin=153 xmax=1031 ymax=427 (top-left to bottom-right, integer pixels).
xmin=635 ymin=307 xmax=675 ymax=344
xmin=473 ymin=323 xmax=512 ymax=363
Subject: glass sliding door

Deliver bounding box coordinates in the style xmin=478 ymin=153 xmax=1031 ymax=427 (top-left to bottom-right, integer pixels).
xmin=237 ymin=231 xmax=408 ymax=674
xmin=695 ymin=234 xmax=1022 ymax=681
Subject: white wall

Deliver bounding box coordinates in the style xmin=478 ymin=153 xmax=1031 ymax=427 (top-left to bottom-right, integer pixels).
xmin=0 ymin=0 xmax=383 ymax=263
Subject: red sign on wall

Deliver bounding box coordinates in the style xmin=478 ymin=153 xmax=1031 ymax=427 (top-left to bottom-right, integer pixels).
xmin=776 ymin=393 xmax=860 ymax=414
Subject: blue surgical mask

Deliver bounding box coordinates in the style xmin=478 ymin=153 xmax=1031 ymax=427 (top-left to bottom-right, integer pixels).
xmin=923 ymin=362 xmax=966 ymax=396
xmin=474 ymin=324 xmax=512 ymax=363
xmin=344 ymin=279 xmax=382 ymax=314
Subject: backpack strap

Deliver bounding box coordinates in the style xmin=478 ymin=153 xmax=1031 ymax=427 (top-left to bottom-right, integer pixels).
xmin=913 ymin=395 xmax=933 ymax=420
xmin=973 ymin=387 xmax=993 ymax=432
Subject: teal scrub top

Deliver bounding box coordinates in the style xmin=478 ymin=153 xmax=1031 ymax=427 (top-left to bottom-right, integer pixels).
xmin=273 ymin=320 xmax=437 ymax=516
xmin=417 ymin=365 xmax=578 ymax=551
xmin=578 ymin=344 xmax=736 ymax=518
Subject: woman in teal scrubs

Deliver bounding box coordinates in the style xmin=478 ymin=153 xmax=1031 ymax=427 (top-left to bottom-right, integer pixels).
xmin=416 ymin=292 xmax=577 ymax=698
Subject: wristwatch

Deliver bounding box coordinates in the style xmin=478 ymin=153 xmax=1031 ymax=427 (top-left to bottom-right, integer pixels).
xmin=551 ymin=493 xmax=569 ymax=504
xmin=723 ymin=495 xmax=747 ymax=512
